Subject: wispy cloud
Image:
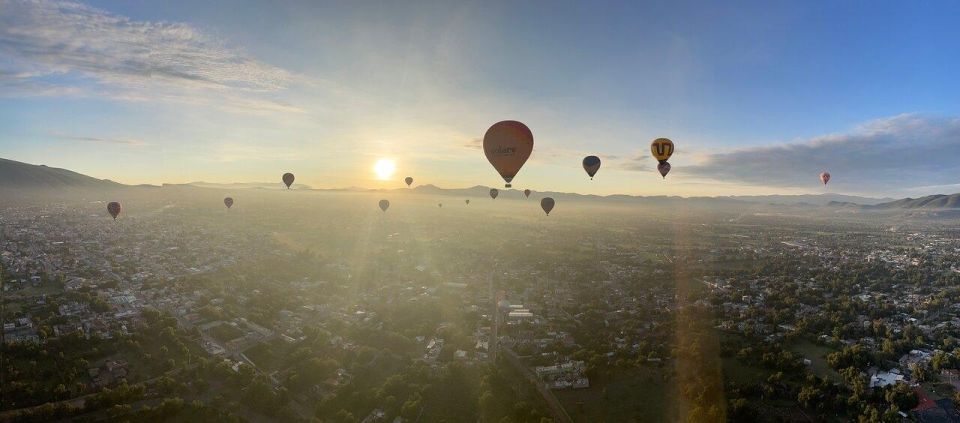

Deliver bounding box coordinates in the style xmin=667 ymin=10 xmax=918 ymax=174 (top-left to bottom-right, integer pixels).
xmin=684 ymin=114 xmax=960 ymax=194
xmin=52 ymin=132 xmax=148 ymax=146
xmin=0 ymin=0 xmax=298 ymax=113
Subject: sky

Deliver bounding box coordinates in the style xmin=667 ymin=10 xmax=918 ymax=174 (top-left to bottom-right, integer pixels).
xmin=2 ymin=0 xmax=960 ymax=197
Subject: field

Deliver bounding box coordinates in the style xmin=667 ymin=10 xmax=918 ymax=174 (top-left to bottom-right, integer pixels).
xmin=207 ymin=323 xmax=245 ymax=343
xmin=789 ymin=339 xmax=840 ymax=381
xmin=554 ymin=367 xmax=676 ymax=422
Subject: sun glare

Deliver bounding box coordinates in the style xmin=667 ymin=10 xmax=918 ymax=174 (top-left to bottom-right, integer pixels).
xmin=373 ymin=158 xmax=396 ymax=180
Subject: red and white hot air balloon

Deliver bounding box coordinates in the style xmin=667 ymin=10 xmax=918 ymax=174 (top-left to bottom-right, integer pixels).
xmin=820 ymin=172 xmax=831 ymax=186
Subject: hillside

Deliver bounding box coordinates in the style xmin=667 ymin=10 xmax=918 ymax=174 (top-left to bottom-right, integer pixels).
xmin=0 ymin=158 xmax=122 ymax=189
xmin=867 ymin=194 xmax=960 ymax=209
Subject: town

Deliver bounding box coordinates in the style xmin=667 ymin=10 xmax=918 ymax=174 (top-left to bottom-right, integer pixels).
xmin=3 ymin=191 xmax=960 ymax=422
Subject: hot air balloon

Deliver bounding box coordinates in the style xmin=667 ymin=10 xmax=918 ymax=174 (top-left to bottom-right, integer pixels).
xmin=582 ymin=156 xmax=601 ymax=179
xmin=650 ymin=138 xmax=674 ymax=163
xmin=107 ymin=202 xmax=122 ymax=220
xmin=438 ymin=203 xmax=443 ymax=208
xmin=820 ymin=172 xmax=831 ymax=186
xmin=465 ymin=199 xmax=470 ymax=205
xmin=224 ymin=197 xmax=234 ymax=209
xmin=657 ymin=162 xmax=671 ymax=179
xmin=489 ymin=188 xmax=499 ymax=199
xmin=282 ymin=172 xmax=295 ymax=189
xmin=483 ymin=120 xmax=533 ymax=188
xmin=379 ymin=199 xmax=390 ymax=212
xmin=541 ymin=197 xmax=555 ymax=215
xmin=405 ymin=177 xmax=413 ymax=187
xmin=524 ymin=189 xmax=531 ymax=198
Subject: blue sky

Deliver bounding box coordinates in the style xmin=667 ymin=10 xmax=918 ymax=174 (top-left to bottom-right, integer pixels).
xmin=2 ymin=0 xmax=959 ymax=196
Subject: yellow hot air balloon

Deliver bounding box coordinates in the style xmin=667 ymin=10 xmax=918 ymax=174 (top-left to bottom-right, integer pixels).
xmin=650 ymin=138 xmax=674 ymax=163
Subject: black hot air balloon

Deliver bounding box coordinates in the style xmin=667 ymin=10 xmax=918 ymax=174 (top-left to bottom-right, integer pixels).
xmin=541 ymin=197 xmax=555 ymax=215
xmin=657 ymin=162 xmax=671 ymax=179
xmin=582 ymin=156 xmax=601 ymax=179
xmin=405 ymin=176 xmax=413 ymax=187
xmin=379 ymin=199 xmax=390 ymax=212
xmin=224 ymin=197 xmax=234 ymax=209
xmin=489 ymin=188 xmax=499 ymax=199
xmin=465 ymin=199 xmax=470 ymax=205
xmin=282 ymin=172 xmax=295 ymax=189
xmin=524 ymin=189 xmax=531 ymax=198
xmin=107 ymin=202 xmax=122 ymax=220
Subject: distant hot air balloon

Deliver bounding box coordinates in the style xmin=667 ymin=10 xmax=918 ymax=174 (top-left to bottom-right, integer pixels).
xmin=224 ymin=197 xmax=234 ymax=209
xmin=541 ymin=197 xmax=555 ymax=215
xmin=657 ymin=162 xmax=671 ymax=179
xmin=489 ymin=188 xmax=499 ymax=199
xmin=465 ymin=199 xmax=470 ymax=205
xmin=483 ymin=120 xmax=533 ymax=188
xmin=379 ymin=199 xmax=390 ymax=212
xmin=582 ymin=156 xmax=601 ymax=180
xmin=282 ymin=172 xmax=295 ymax=189
xmin=524 ymin=189 xmax=531 ymax=198
xmin=820 ymin=172 xmax=831 ymax=186
xmin=650 ymin=138 xmax=674 ymax=163
xmin=438 ymin=203 xmax=443 ymax=208
xmin=405 ymin=177 xmax=414 ymax=187
xmin=107 ymin=202 xmax=122 ymax=220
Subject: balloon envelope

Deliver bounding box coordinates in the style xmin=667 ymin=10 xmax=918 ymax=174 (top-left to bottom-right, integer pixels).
xmin=405 ymin=176 xmax=413 ymax=187
xmin=820 ymin=172 xmax=831 ymax=185
xmin=540 ymin=197 xmax=555 ymax=215
xmin=224 ymin=197 xmax=234 ymax=209
xmin=107 ymin=202 xmax=122 ymax=220
xmin=282 ymin=172 xmax=295 ymax=189
xmin=582 ymin=156 xmax=601 ymax=179
xmin=465 ymin=199 xmax=470 ymax=205
xmin=650 ymin=138 xmax=674 ymax=162
xmin=379 ymin=199 xmax=390 ymax=212
xmin=657 ymin=162 xmax=671 ymax=179
xmin=483 ymin=120 xmax=533 ymax=188
xmin=524 ymin=189 xmax=531 ymax=198
xmin=489 ymin=188 xmax=499 ymax=199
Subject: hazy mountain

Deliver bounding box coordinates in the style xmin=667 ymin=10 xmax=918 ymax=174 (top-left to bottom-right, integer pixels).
xmin=2 ymin=158 xmax=958 ymax=210
xmin=184 ymin=181 xmax=313 ymax=190
xmin=722 ymin=193 xmax=892 ymax=206
xmin=867 ymin=194 xmax=960 ymax=209
xmin=0 ymin=157 xmax=122 ymax=189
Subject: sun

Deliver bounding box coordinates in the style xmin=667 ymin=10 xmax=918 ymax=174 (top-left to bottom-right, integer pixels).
xmin=373 ymin=158 xmax=396 ymax=180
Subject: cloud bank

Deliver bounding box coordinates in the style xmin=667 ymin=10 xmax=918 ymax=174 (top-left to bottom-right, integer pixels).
xmin=0 ymin=0 xmax=297 ymax=112
xmin=684 ymin=114 xmax=960 ymax=195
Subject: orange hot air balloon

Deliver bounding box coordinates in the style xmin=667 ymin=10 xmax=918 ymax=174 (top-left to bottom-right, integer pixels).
xmin=107 ymin=202 xmax=122 ymax=220
xmin=405 ymin=177 xmax=413 ymax=187
xmin=483 ymin=120 xmax=533 ymax=188
xmin=524 ymin=189 xmax=531 ymax=198
xmin=582 ymin=156 xmax=601 ymax=179
xmin=820 ymin=172 xmax=831 ymax=186
xmin=282 ymin=172 xmax=295 ymax=189
xmin=650 ymin=138 xmax=674 ymax=163
xmin=224 ymin=197 xmax=234 ymax=209
xmin=657 ymin=162 xmax=671 ymax=179
xmin=379 ymin=199 xmax=390 ymax=212
xmin=489 ymin=188 xmax=499 ymax=199
xmin=540 ymin=197 xmax=555 ymax=215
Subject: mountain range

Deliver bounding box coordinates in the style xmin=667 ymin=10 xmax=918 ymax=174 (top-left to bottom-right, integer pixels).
xmin=1 ymin=157 xmax=957 ymax=210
